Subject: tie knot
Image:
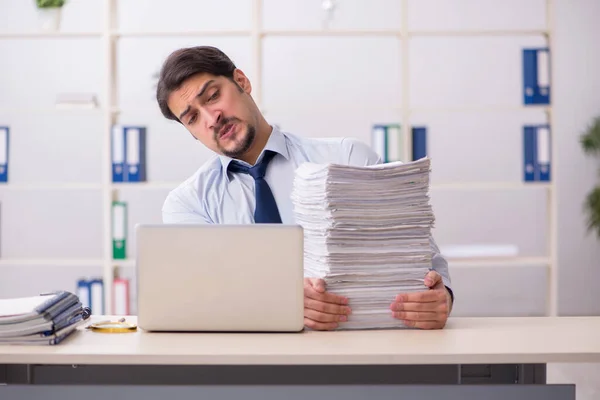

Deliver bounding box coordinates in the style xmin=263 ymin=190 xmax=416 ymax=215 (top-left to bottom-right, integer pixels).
xmin=228 ymin=150 xmax=277 ymax=180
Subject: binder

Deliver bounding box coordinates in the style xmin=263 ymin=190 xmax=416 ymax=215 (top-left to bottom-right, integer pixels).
xmin=112 ymin=201 xmax=127 ymax=259
xmin=113 ymin=278 xmax=130 ymax=315
xmin=111 ymin=126 xmax=125 ymax=182
xmin=385 ymin=124 xmax=402 ymax=162
xmin=371 ymin=124 xmax=403 ymax=163
xmin=523 ymin=48 xmax=551 ymax=105
xmin=125 ymin=126 xmax=147 ymax=182
xmin=371 ymin=124 xmax=387 ymax=162
xmin=523 ymin=126 xmax=537 ymax=181
xmin=523 ymin=125 xmax=551 ymax=182
xmin=112 ymin=125 xmax=147 ymax=182
xmin=411 ymin=127 xmax=427 ymax=161
xmin=0 ymin=126 xmax=9 ymax=183
xmin=89 ymin=279 xmax=104 ymax=315
xmin=76 ymin=279 xmax=91 ymax=310
xmin=536 ymin=125 xmax=551 ymax=181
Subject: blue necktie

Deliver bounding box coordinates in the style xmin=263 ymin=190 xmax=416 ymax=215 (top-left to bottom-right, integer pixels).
xmin=228 ymin=150 xmax=282 ymax=223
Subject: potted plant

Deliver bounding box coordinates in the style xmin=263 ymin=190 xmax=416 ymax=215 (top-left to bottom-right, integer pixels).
xmin=35 ymin=0 xmax=66 ymax=32
xmin=580 ymin=115 xmax=600 ymax=238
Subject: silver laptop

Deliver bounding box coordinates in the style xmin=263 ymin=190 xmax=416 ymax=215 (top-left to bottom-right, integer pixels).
xmin=135 ymin=224 xmax=305 ymax=332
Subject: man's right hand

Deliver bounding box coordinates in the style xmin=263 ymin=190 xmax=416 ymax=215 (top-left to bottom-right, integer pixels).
xmin=304 ymin=278 xmax=352 ymax=331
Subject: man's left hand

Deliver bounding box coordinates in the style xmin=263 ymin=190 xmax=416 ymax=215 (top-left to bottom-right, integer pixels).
xmin=390 ymin=270 xmax=451 ymax=329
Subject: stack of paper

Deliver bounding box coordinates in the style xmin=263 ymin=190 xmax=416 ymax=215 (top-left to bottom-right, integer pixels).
xmin=0 ymin=291 xmax=91 ymax=345
xmin=291 ymin=157 xmax=434 ymax=330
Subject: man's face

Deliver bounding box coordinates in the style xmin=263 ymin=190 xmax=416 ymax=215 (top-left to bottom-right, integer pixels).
xmin=167 ymin=69 xmax=258 ymax=159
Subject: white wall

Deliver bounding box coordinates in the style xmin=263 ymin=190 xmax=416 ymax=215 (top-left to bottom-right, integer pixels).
xmin=554 ymin=0 xmax=600 ymax=315
xmin=0 ymin=0 xmax=598 ymax=317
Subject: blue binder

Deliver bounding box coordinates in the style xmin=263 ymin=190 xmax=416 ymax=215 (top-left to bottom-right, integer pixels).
xmin=89 ymin=278 xmax=104 ymax=315
xmin=523 ymin=125 xmax=551 ymax=182
xmin=124 ymin=126 xmax=147 ymax=182
xmin=0 ymin=126 xmax=9 ymax=183
xmin=111 ymin=125 xmax=147 ymax=182
xmin=523 ymin=48 xmax=551 ymax=105
xmin=523 ymin=126 xmax=537 ymax=181
xmin=76 ymin=279 xmax=92 ymax=310
xmin=111 ymin=126 xmax=125 ymax=182
xmin=411 ymin=127 xmax=427 ymax=161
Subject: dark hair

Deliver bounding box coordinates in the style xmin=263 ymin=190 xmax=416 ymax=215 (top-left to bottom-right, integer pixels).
xmin=156 ymin=46 xmax=237 ymax=122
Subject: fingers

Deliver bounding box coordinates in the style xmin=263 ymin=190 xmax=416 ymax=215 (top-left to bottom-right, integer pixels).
xmin=390 ymin=298 xmax=449 ymax=314
xmin=304 ymin=308 xmax=348 ymax=323
xmin=304 ymin=317 xmax=338 ymax=331
xmin=391 ymin=310 xmax=444 ymax=322
xmin=304 ymin=278 xmax=348 ymax=305
xmin=305 ymin=298 xmax=351 ymax=316
xmin=303 ymin=278 xmax=351 ymax=331
xmin=310 ymin=278 xmax=326 ymax=293
xmin=403 ymin=320 xmax=447 ymax=330
xmin=395 ymin=289 xmax=444 ymax=304
xmin=391 ymin=285 xmax=450 ymax=330
xmin=424 ymin=270 xmax=442 ymax=288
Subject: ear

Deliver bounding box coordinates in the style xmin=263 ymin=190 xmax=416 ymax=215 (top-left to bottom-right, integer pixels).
xmin=233 ymin=68 xmax=252 ymax=94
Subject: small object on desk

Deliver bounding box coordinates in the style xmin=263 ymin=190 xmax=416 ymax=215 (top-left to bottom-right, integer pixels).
xmin=87 ymin=318 xmax=137 ymax=333
xmin=0 ymin=291 xmax=91 ymax=345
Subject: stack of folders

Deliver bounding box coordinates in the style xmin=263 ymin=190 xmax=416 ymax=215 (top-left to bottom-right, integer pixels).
xmin=291 ymin=157 xmax=434 ymax=330
xmin=0 ymin=291 xmax=91 ymax=345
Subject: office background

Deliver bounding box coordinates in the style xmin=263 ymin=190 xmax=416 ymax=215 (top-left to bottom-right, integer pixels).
xmin=0 ymin=0 xmax=599 ymax=318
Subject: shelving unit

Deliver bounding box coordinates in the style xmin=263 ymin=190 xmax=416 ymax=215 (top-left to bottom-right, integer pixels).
xmin=0 ymin=0 xmax=556 ymax=317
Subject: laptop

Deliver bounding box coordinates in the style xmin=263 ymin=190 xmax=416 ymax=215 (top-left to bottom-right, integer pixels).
xmin=135 ymin=224 xmax=305 ymax=332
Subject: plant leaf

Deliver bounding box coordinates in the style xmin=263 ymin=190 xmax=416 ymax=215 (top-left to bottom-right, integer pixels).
xmin=580 ymin=115 xmax=600 ymax=156
xmin=36 ymin=0 xmax=65 ymax=8
xmin=584 ymin=186 xmax=600 ymax=239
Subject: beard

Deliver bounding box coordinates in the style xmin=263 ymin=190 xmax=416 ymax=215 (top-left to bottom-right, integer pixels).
xmin=214 ymin=117 xmax=256 ymax=159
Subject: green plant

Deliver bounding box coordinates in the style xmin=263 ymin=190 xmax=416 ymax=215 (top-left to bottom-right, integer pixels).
xmin=580 ymin=115 xmax=600 ymax=238
xmin=36 ymin=0 xmax=65 ymax=8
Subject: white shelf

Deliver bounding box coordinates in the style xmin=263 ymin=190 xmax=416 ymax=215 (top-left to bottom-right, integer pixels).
xmin=112 ymin=258 xmax=135 ymax=266
xmin=261 ymin=29 xmax=401 ymax=37
xmin=112 ymin=30 xmax=251 ymax=38
xmin=111 ymin=105 xmax=551 ymax=115
xmin=0 ymin=32 xmax=102 ymax=39
xmin=108 ymin=182 xmax=551 ymax=192
xmin=0 ymin=258 xmax=103 ymax=267
xmin=447 ymin=256 xmax=550 ymax=268
xmin=408 ymin=29 xmax=549 ymax=37
xmin=0 ymin=107 xmax=104 ymax=114
xmin=103 ymin=29 xmax=549 ymax=39
xmin=113 ymin=256 xmax=550 ymax=269
xmin=0 ymin=183 xmax=103 ymax=191
xmin=430 ymin=182 xmax=552 ymax=191
xmin=409 ymin=105 xmax=551 ymax=114
xmin=111 ymin=182 xmax=179 ymax=190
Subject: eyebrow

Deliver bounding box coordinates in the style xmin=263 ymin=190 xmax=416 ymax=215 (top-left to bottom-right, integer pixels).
xmin=178 ymin=79 xmax=215 ymax=121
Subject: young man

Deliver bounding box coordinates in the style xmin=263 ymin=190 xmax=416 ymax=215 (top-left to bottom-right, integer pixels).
xmin=156 ymin=46 xmax=453 ymax=330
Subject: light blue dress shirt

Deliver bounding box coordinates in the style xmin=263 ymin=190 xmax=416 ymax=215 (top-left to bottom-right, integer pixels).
xmin=162 ymin=125 xmax=452 ymax=291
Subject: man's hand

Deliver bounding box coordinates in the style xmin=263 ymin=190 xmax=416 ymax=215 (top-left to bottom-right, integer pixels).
xmin=304 ymin=278 xmax=351 ymax=331
xmin=390 ymin=270 xmax=452 ymax=329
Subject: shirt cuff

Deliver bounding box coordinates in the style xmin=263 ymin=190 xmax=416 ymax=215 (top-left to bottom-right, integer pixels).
xmin=445 ymin=285 xmax=454 ymax=304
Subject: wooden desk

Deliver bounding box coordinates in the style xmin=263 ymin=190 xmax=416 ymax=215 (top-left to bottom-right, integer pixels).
xmin=1 ymin=315 xmax=599 ymax=366
xmin=1 ymin=316 xmax=599 ymax=400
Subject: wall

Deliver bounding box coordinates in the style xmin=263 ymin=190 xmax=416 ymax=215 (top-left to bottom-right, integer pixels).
xmin=554 ymin=0 xmax=600 ymax=315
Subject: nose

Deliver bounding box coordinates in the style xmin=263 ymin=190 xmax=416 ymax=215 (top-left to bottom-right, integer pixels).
xmin=205 ymin=108 xmax=222 ymax=131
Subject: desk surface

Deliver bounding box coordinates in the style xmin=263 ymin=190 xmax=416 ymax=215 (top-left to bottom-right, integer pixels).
xmin=1 ymin=316 xmax=599 ymax=366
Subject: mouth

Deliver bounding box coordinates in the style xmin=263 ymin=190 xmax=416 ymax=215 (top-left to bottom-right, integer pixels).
xmin=218 ymin=123 xmax=236 ymax=140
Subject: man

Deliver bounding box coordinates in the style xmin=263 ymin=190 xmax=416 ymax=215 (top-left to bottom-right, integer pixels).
xmin=156 ymin=45 xmax=453 ymax=331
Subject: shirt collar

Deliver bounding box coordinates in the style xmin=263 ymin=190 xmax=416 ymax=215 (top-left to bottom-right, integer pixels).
xmin=219 ymin=124 xmax=290 ymax=182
